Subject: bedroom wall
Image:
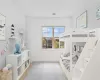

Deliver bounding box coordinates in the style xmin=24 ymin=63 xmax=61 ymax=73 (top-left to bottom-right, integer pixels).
xmin=26 ymin=16 xmax=72 ymax=62
xmin=73 ymin=0 xmax=100 ymax=29
xmin=0 ymin=0 xmax=25 ymax=68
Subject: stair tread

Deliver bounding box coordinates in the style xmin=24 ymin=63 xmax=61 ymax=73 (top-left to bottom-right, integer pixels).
xmin=84 ymin=58 xmax=90 ymax=61
xmin=80 ymin=68 xmax=84 ymax=72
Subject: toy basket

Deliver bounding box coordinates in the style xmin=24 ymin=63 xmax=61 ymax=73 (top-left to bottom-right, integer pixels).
xmin=0 ymin=70 xmax=12 ymax=80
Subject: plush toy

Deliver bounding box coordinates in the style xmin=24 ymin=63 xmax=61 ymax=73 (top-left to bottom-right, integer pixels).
xmin=6 ymin=64 xmax=12 ymax=70
xmin=3 ymin=67 xmax=8 ymax=72
xmin=1 ymin=50 xmax=5 ymax=56
xmin=14 ymin=43 xmax=21 ymax=54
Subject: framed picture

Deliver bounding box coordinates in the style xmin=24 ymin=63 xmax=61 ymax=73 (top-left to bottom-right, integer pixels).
xmin=96 ymin=6 xmax=100 ymax=20
xmin=76 ymin=11 xmax=87 ymax=28
xmin=0 ymin=13 xmax=6 ymax=40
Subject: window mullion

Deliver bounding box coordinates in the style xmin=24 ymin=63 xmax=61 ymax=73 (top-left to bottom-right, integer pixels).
xmin=52 ymin=27 xmax=55 ymax=48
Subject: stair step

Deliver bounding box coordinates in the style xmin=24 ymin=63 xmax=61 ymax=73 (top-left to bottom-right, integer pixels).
xmin=84 ymin=58 xmax=90 ymax=68
xmin=84 ymin=58 xmax=90 ymax=62
xmin=80 ymin=68 xmax=84 ymax=73
xmin=72 ymin=77 xmax=80 ymax=80
xmin=89 ymin=52 xmax=93 ymax=57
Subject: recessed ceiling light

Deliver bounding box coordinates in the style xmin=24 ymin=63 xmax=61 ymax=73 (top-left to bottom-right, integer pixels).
xmin=52 ymin=13 xmax=56 ymax=15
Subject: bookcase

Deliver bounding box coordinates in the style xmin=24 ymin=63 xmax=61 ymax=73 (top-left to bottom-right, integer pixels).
xmin=6 ymin=50 xmax=30 ymax=80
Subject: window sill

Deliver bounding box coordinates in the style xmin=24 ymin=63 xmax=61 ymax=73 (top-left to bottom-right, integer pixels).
xmin=42 ymin=48 xmax=64 ymax=50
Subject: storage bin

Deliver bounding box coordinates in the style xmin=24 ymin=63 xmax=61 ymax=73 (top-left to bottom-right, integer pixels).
xmin=0 ymin=70 xmax=12 ymax=80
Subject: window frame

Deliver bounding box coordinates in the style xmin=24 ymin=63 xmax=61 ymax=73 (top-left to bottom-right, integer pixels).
xmin=42 ymin=26 xmax=65 ymax=49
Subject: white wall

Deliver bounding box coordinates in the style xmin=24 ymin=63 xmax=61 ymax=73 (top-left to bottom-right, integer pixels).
xmin=73 ymin=0 xmax=100 ymax=29
xmin=0 ymin=0 xmax=25 ymax=68
xmin=26 ymin=17 xmax=72 ymax=62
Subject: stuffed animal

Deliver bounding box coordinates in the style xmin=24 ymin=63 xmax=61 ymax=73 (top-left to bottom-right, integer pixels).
xmin=3 ymin=67 xmax=8 ymax=72
xmin=14 ymin=43 xmax=21 ymax=54
xmin=6 ymin=64 xmax=12 ymax=70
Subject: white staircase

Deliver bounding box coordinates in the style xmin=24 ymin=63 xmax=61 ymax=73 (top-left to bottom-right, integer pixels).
xmin=80 ymin=39 xmax=100 ymax=80
xmin=73 ymin=37 xmax=98 ymax=80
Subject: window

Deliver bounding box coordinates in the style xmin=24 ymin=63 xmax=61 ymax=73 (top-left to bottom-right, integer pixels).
xmin=42 ymin=26 xmax=65 ymax=49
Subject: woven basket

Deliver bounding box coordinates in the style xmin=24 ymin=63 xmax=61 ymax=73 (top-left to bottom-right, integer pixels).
xmin=0 ymin=70 xmax=12 ymax=80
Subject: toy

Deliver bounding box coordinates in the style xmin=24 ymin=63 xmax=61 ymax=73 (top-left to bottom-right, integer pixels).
xmin=6 ymin=64 xmax=12 ymax=70
xmin=3 ymin=67 xmax=8 ymax=72
xmin=14 ymin=43 xmax=21 ymax=54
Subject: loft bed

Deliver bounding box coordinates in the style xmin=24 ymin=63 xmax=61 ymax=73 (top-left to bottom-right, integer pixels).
xmin=59 ymin=29 xmax=89 ymax=80
xmin=60 ymin=28 xmax=100 ymax=80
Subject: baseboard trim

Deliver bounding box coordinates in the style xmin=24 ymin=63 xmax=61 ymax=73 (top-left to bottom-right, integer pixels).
xmin=32 ymin=61 xmax=59 ymax=63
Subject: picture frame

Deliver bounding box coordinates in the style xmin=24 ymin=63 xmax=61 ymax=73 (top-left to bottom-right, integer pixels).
xmin=76 ymin=11 xmax=87 ymax=28
xmin=0 ymin=13 xmax=6 ymax=40
xmin=96 ymin=6 xmax=100 ymax=20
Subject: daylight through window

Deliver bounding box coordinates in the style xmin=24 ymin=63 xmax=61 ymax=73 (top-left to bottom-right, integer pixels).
xmin=42 ymin=26 xmax=65 ymax=49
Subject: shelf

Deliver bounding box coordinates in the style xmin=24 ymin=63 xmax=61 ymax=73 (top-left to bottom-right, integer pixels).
xmin=17 ymin=63 xmax=30 ymax=80
xmin=17 ymin=58 xmax=30 ymax=69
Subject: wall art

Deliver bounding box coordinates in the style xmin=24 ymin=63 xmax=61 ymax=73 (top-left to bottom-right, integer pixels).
xmin=76 ymin=11 xmax=87 ymax=28
xmin=0 ymin=13 xmax=6 ymax=40
xmin=96 ymin=6 xmax=100 ymax=20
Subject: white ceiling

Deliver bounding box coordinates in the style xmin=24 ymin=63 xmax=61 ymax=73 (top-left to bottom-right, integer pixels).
xmin=12 ymin=0 xmax=100 ymax=17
